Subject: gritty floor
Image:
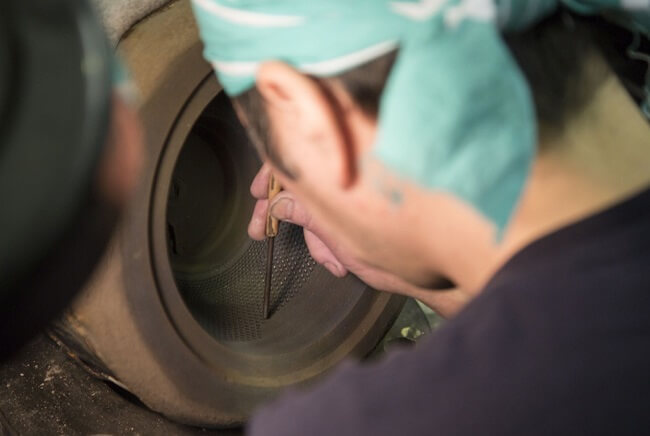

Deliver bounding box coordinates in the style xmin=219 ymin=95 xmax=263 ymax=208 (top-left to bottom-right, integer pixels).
xmin=0 ymin=300 xmax=437 ymax=435
xmin=0 ymin=335 xmax=239 ymax=436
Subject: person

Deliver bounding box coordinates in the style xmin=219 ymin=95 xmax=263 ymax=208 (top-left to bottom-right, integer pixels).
xmin=190 ymin=0 xmax=650 ymax=434
xmin=0 ymin=0 xmax=143 ymax=358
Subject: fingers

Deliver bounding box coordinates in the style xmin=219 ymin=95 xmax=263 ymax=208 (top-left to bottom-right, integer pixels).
xmin=98 ymin=94 xmax=144 ymax=207
xmin=248 ymin=164 xmax=273 ymax=241
xmin=269 ymin=193 xmax=348 ymax=278
xmin=250 ymin=163 xmax=272 ymax=199
xmin=304 ymin=230 xmax=348 ymax=278
xmin=269 ymin=192 xmax=312 ymax=229
xmin=249 ymin=181 xmax=348 ymax=279
xmin=248 ymin=199 xmax=269 ymax=241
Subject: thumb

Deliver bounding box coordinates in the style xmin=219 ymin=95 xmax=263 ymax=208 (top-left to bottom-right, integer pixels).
xmin=270 ymin=192 xmax=313 ymax=230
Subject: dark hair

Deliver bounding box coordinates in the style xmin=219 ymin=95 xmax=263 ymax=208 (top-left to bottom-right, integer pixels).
xmin=235 ymin=9 xmax=647 ymax=169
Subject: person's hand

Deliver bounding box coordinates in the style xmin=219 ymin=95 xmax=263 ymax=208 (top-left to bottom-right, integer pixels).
xmin=247 ymin=164 xmax=472 ymax=318
xmin=248 ymin=164 xmax=391 ymax=285
xmin=97 ymin=93 xmax=143 ymax=207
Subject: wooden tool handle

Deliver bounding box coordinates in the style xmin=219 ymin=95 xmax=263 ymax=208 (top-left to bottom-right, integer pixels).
xmin=266 ymin=173 xmax=282 ymax=237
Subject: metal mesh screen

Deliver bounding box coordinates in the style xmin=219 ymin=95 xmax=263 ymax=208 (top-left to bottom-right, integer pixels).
xmin=175 ymin=222 xmax=316 ymax=342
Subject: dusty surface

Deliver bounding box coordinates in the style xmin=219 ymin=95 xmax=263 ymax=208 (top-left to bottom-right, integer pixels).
xmin=0 ymin=335 xmax=240 ymax=435
xmin=92 ymin=0 xmax=171 ymax=44
xmin=0 ymin=297 xmax=436 ymax=435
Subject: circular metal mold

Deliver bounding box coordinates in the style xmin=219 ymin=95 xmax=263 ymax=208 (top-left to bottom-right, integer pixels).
xmin=150 ymin=74 xmax=400 ymax=386
xmin=165 ymin=92 xmax=318 ymax=342
xmin=57 ymin=1 xmax=405 ymax=426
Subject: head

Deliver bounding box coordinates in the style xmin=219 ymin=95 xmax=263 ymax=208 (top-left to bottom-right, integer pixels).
xmin=231 ymin=10 xmax=644 ymax=289
xmin=0 ymin=0 xmax=143 ymax=358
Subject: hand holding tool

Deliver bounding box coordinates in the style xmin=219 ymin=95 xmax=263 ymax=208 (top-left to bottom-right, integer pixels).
xmin=263 ymin=173 xmax=281 ymax=319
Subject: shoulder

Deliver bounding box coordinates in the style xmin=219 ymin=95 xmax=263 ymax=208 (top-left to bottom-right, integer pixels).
xmin=249 ymin=263 xmax=650 ymax=436
xmin=248 ymin=288 xmax=552 ymax=436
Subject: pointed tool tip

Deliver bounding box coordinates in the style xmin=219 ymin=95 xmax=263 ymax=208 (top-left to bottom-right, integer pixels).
xmin=263 ymin=237 xmax=274 ymax=320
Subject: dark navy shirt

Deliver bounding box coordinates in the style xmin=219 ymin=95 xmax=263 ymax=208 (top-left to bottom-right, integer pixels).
xmin=249 ymin=188 xmax=650 ymax=436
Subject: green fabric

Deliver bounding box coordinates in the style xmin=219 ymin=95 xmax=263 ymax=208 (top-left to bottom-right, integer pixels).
xmin=111 ymin=54 xmax=129 ymax=86
xmin=191 ymin=0 xmax=649 ymax=233
xmin=111 ymin=54 xmax=139 ymax=104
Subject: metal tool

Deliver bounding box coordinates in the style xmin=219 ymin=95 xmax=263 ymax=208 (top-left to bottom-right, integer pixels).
xmin=263 ymin=173 xmax=282 ymax=319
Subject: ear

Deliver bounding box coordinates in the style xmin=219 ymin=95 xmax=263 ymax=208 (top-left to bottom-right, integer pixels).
xmin=255 ymin=61 xmax=357 ymax=188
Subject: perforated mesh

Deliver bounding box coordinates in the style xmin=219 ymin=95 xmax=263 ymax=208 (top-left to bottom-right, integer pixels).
xmin=175 ymin=222 xmax=316 ymax=342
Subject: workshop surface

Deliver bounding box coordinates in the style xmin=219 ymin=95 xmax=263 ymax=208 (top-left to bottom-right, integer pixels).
xmin=93 ymin=0 xmax=170 ymax=44
xmin=0 ymin=300 xmax=438 ymax=435
xmin=0 ymin=335 xmax=240 ymax=436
